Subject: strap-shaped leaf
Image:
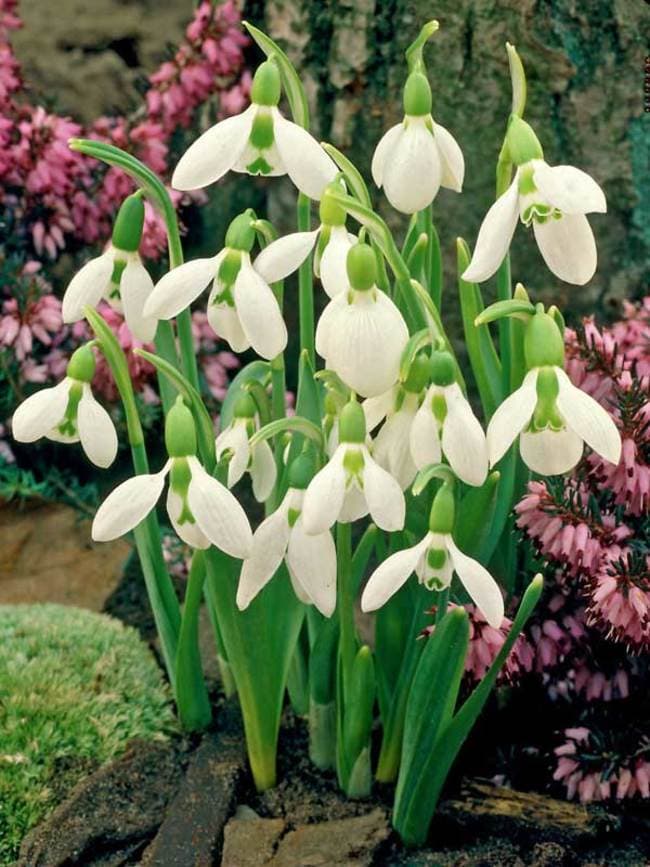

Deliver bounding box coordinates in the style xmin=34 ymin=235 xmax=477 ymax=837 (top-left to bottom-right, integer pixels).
xmin=221 ymin=360 xmax=271 ymax=431
xmin=175 ymin=551 xmax=211 ymax=730
xmin=455 ymin=471 xmax=500 ymax=563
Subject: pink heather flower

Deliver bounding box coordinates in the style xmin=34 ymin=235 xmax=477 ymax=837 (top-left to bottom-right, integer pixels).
xmin=587 ymin=556 xmax=650 ymax=650
xmin=0 ymin=295 xmax=62 ymax=360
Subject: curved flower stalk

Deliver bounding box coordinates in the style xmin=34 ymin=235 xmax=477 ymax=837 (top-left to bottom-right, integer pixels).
xmin=62 ymin=194 xmax=158 ymax=341
xmin=486 ymin=307 xmax=621 ymax=475
xmin=172 ymin=60 xmax=336 ymax=200
xmin=216 ymin=393 xmax=276 ymax=503
xmin=12 ymin=343 xmax=118 ymax=469
xmin=255 ymin=183 xmax=357 ymax=298
xmin=316 ymin=243 xmax=409 ymax=398
xmin=302 ymin=400 xmax=405 ymax=534
xmin=409 ymin=349 xmax=488 ymax=487
xmin=145 ymin=210 xmax=287 ymax=360
xmin=361 ymin=483 xmax=504 ymax=628
xmin=463 ymin=117 xmax=606 ymax=286
xmin=372 ymin=69 xmax=464 ymax=214
xmin=93 ymin=397 xmax=252 ymax=556
xmin=237 ymin=453 xmax=337 ymax=616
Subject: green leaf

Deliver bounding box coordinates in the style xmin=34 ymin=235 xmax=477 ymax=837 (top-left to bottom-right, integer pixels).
xmin=221 ymin=360 xmax=271 ymax=431
xmin=175 ymin=551 xmax=211 ymax=731
xmin=343 ymin=646 xmax=375 ymax=767
xmin=322 ymin=143 xmax=372 ymax=207
xmin=351 ymin=523 xmax=378 ymax=596
xmin=455 ymin=471 xmax=500 ymax=563
xmin=406 ymin=232 xmax=429 ymax=281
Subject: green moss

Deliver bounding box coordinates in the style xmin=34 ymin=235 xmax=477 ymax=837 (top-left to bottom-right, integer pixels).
xmin=0 ymin=604 xmax=176 ymax=864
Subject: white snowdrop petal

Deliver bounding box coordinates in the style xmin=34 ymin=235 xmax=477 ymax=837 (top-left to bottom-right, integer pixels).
xmin=233 ymin=260 xmax=288 ymax=360
xmin=77 ymin=386 xmax=118 ymax=469
xmin=433 ymin=122 xmax=465 ymax=192
xmin=145 ymin=255 xmax=220 ymax=320
xmin=487 ymin=369 xmax=538 ymax=466
xmin=462 ymin=175 xmax=520 ymax=283
xmin=237 ymin=504 xmax=291 ymax=610
xmin=274 ymin=115 xmax=338 ymax=200
xmin=555 ymin=368 xmax=622 ymax=466
xmin=187 ymin=458 xmax=253 ymax=559
xmin=441 ymin=383 xmax=488 ymax=486
xmin=120 ymin=258 xmax=158 ymax=342
xmin=319 ymin=226 xmax=355 ymax=298
xmin=92 ymin=467 xmax=168 ymax=541
xmin=215 ymin=422 xmax=250 ymax=488
xmin=172 ymin=106 xmax=255 ymax=190
xmin=371 ymin=123 xmax=403 ymax=188
xmin=251 ymin=440 xmax=277 ymax=503
xmin=301 ymin=447 xmax=347 ymax=535
xmin=362 ymin=386 xmax=397 ymax=433
xmin=254 ymin=231 xmax=318 ymax=284
xmin=339 ymin=484 xmax=369 ymax=523
xmin=361 ymin=536 xmax=430 ymax=612
xmin=532 ymin=161 xmax=606 ymax=215
xmin=446 ymin=536 xmax=504 ymax=629
xmin=409 ymin=394 xmax=442 ymax=470
xmin=207 ymin=296 xmax=250 ymax=352
xmin=287 ymin=519 xmax=337 ymax=617
xmin=533 ymin=213 xmax=597 ymax=286
xmin=362 ymin=449 xmax=405 ymax=531
xmin=519 ymin=427 xmax=584 ymax=476
xmin=167 ymin=488 xmax=211 ymax=549
xmin=374 ymin=407 xmax=418 ymax=490
xmin=62 ymin=252 xmax=114 ymax=323
xmin=382 ymin=121 xmax=442 ymax=214
xmin=12 ymin=380 xmax=71 ymax=443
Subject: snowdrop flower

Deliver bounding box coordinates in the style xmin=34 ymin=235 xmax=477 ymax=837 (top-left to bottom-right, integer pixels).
xmin=463 ymin=117 xmax=606 ymax=286
xmin=254 ymin=184 xmax=357 ymax=298
xmin=302 ymin=400 xmax=405 ymax=534
xmin=172 ymin=60 xmax=337 ymax=200
xmin=62 ymin=194 xmax=158 ymax=341
xmin=408 ymin=350 xmax=488 ymax=487
xmin=12 ymin=344 xmax=117 ymax=469
xmin=487 ymin=308 xmax=621 ymax=475
xmin=92 ymin=398 xmax=252 ymax=557
xmin=144 ymin=211 xmax=287 ymax=360
xmin=237 ymin=454 xmax=336 ymax=616
xmin=316 ymin=243 xmax=409 ymax=398
xmin=372 ymin=71 xmax=464 ymax=214
xmin=361 ymin=484 xmax=504 ymax=628
xmin=362 ymin=353 xmax=430 ymax=490
xmin=215 ymin=393 xmax=276 ymax=503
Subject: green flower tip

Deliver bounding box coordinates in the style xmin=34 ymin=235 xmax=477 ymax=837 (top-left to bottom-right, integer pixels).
xmin=251 ymin=60 xmax=282 ymax=107
xmin=430 ymin=350 xmax=456 ymax=387
xmin=428 ymin=483 xmax=455 ymax=534
xmin=506 ymin=115 xmax=543 ymax=166
xmin=111 ymin=193 xmax=145 ymax=253
xmin=339 ymin=399 xmax=366 ymax=443
xmin=403 ymin=71 xmax=432 ymax=117
xmin=346 ymin=243 xmax=376 ymax=292
xmin=403 ymin=352 xmax=430 ymax=393
xmin=288 ymin=452 xmax=316 ymax=489
xmin=524 ymin=309 xmax=565 ymax=369
xmin=234 ymin=392 xmax=257 ymax=419
xmin=67 ymin=343 xmax=96 ymax=383
xmin=225 ymin=210 xmax=257 ymax=252
xmin=513 ymin=282 xmax=530 ymax=302
xmin=165 ymin=396 xmax=197 ymax=457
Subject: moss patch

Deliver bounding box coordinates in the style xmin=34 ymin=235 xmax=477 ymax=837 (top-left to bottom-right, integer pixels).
xmin=0 ymin=603 xmax=176 ymax=864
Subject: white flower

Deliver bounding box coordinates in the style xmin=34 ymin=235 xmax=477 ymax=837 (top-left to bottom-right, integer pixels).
xmin=372 ymin=115 xmax=464 ymax=214
xmin=362 ymin=387 xmax=420 ymax=490
xmin=237 ymin=487 xmax=336 ymax=616
xmin=487 ymin=366 xmax=621 ymax=476
xmin=361 ymin=530 xmax=504 ymax=628
xmin=92 ymin=455 xmax=252 ymax=557
xmin=463 ymin=159 xmax=606 ymax=286
xmin=409 ymin=381 xmax=488 ymax=487
xmin=301 ymin=441 xmax=405 ymax=535
xmin=62 ymin=245 xmax=157 ymax=342
xmin=215 ymin=414 xmax=276 ymax=503
xmin=316 ymin=288 xmax=409 ymax=398
xmin=144 ymin=248 xmax=287 ymax=361
xmin=254 ymin=223 xmax=357 ymax=299
xmin=12 ymin=376 xmax=117 ymax=469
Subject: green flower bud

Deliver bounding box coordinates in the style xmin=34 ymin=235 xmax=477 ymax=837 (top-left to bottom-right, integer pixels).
xmin=233 ymin=392 xmax=257 ymax=419
xmin=339 ymin=400 xmax=366 ymax=444
xmin=319 ymin=186 xmax=347 ymax=227
xmin=430 ymin=350 xmax=455 ymax=387
xmin=111 ymin=193 xmax=145 ymax=253
xmin=66 ymin=344 xmax=96 ymax=383
xmin=251 ymin=60 xmax=282 ymax=107
xmin=403 ymin=352 xmax=430 ymax=393
xmin=165 ymin=397 xmax=197 ymax=458
xmin=225 ymin=210 xmax=256 ymax=252
xmin=403 ymin=71 xmax=432 ymax=116
xmin=288 ymin=452 xmax=317 ymax=490
xmin=524 ymin=308 xmax=565 ymax=369
xmin=506 ymin=115 xmax=544 ymax=166
xmin=428 ymin=483 xmax=455 ymax=534
xmin=346 ymin=243 xmax=376 ymax=292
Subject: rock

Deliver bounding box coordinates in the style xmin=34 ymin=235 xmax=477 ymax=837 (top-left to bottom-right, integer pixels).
xmin=221 ymin=811 xmax=287 ymax=866
xmin=0 ymin=501 xmax=130 ymax=611
xmin=17 ymin=740 xmax=184 ymax=866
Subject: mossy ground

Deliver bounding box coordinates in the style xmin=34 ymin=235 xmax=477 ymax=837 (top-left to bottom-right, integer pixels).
xmin=0 ymin=603 xmax=176 ymax=864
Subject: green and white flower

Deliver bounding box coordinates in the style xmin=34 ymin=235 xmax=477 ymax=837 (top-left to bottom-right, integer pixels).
xmin=215 ymin=394 xmax=276 ymax=503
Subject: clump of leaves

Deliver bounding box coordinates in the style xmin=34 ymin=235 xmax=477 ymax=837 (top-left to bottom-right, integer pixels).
xmin=0 ymin=604 xmax=177 ymax=864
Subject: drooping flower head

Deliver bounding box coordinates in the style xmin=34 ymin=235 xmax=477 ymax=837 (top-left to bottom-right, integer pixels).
xmin=145 ymin=209 xmax=287 ymax=360
xmin=12 ymin=343 xmax=118 ymax=469
xmin=61 ymin=193 xmax=159 ymax=342
xmin=215 ymin=392 xmax=277 ymax=503
xmin=172 ymin=59 xmax=337 ymax=199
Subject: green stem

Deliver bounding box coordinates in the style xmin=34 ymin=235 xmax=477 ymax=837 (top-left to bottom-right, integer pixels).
xmin=154 ymin=321 xmax=180 ymax=414
xmin=175 ymin=550 xmax=212 ymax=730
xmin=297 ymin=193 xmax=314 ymax=365
xmin=336 ymin=522 xmax=356 ymax=694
